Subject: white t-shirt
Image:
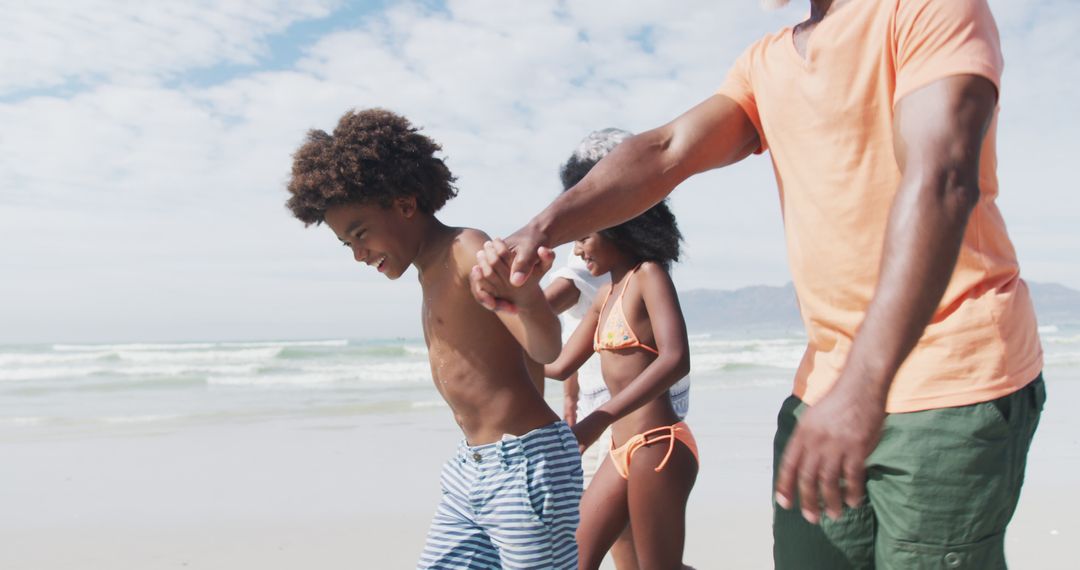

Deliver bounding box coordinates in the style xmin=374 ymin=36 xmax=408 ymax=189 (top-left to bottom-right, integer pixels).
xmin=549 ymin=254 xmax=608 ymax=398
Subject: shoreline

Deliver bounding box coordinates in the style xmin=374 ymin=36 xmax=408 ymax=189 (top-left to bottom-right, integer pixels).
xmin=3 ymin=376 xmax=1077 ymax=568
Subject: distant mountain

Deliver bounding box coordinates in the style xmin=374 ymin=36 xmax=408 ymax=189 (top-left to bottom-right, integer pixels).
xmin=1027 ymin=282 xmax=1080 ymax=327
xmin=680 ymin=281 xmax=1080 ymax=333
xmin=680 ymin=283 xmax=802 ymax=335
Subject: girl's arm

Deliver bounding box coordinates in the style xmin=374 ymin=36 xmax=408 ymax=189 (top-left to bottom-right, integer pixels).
xmin=562 ymin=373 xmax=580 ymax=425
xmin=577 ymin=263 xmax=690 ymax=433
xmin=544 ymin=289 xmax=604 ymax=380
xmin=545 ymin=277 xmax=581 ymax=314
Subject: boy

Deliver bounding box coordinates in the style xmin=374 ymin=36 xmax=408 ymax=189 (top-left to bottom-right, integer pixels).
xmin=285 ymin=108 xmax=582 ymax=570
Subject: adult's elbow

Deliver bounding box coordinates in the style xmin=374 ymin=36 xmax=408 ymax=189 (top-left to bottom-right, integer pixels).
xmin=911 ymin=165 xmax=982 ymax=222
xmin=942 ymin=171 xmax=981 ymax=215
xmin=920 ymin=146 xmax=982 ymax=215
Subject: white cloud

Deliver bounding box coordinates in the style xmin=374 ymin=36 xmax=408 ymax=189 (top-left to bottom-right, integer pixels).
xmin=0 ymin=0 xmax=1075 ymax=343
xmin=0 ymin=0 xmax=337 ymax=95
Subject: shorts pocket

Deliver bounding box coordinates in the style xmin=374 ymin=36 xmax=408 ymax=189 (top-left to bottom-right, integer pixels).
xmin=970 ymin=399 xmax=1012 ymax=441
xmin=512 ymin=456 xmax=549 ymax=526
xmin=1032 ymin=376 xmax=1046 ymax=412
xmin=880 ymin=530 xmax=1005 ymax=570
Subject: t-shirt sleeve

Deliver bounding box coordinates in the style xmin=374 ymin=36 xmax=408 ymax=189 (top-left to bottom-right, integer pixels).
xmin=893 ymin=0 xmax=1004 ymax=105
xmin=716 ymin=44 xmax=768 ymax=154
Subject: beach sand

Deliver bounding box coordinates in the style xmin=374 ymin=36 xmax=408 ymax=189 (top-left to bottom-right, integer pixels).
xmin=2 ymin=377 xmax=1076 ymax=569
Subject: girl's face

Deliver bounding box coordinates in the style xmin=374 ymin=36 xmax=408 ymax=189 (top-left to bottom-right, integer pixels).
xmin=573 ymin=232 xmax=624 ymax=276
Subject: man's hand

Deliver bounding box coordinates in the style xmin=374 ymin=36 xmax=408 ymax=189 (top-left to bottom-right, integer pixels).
xmin=774 ymin=380 xmax=886 ymax=524
xmin=470 ymin=237 xmax=553 ymax=313
xmin=469 ymin=221 xmax=551 ymax=312
xmin=504 ymin=224 xmax=549 ymax=287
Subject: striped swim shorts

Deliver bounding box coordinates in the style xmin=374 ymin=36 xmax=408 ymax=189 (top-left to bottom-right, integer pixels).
xmin=417 ymin=420 xmax=583 ymax=570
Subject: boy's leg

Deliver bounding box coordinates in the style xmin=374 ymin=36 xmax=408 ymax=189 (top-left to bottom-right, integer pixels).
xmin=417 ymin=452 xmax=500 ymax=570
xmin=868 ymin=376 xmax=1045 ymax=569
xmin=478 ymin=421 xmax=583 ymax=570
xmin=773 ymin=395 xmax=876 ymax=570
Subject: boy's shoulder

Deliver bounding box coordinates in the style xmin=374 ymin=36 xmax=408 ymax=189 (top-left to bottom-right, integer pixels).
xmin=453 ymin=227 xmax=491 ymax=251
xmin=446 ymin=227 xmax=492 ymax=274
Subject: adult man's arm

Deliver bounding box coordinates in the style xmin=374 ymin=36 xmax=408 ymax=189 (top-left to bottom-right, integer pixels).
xmin=774 ymin=74 xmax=1000 ymax=524
xmin=478 ymin=94 xmax=760 ymax=306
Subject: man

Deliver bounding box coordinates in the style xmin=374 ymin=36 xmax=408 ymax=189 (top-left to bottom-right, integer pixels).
xmin=473 ymin=0 xmax=1044 ymax=567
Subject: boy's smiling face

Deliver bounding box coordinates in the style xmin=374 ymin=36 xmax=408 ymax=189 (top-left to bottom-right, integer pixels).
xmin=324 ymin=198 xmax=420 ymax=280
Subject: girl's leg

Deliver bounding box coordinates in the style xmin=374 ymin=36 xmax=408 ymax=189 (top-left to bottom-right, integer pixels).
xmin=578 ymin=455 xmax=630 ymax=570
xmin=626 ymin=440 xmax=698 ymax=569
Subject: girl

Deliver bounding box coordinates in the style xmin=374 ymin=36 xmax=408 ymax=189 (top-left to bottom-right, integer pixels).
xmin=544 ymin=187 xmax=697 ymax=569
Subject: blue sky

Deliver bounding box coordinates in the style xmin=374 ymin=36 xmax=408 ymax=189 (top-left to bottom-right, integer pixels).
xmin=0 ymin=0 xmax=1076 ymax=343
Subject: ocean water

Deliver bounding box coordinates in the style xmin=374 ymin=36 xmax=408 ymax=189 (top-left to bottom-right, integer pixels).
xmin=2 ymin=325 xmax=1076 ymax=439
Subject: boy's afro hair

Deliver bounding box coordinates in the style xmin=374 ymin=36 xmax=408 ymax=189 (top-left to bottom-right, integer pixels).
xmin=286 ymin=108 xmax=457 ymax=225
xmin=559 ymin=128 xmax=682 ymax=268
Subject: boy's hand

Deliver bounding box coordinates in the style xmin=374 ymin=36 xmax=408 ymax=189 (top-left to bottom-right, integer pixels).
xmin=471 ymin=239 xmax=555 ymax=313
xmin=470 ymin=239 xmax=517 ymax=312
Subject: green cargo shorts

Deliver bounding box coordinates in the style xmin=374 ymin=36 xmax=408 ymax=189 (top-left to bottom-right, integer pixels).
xmin=773 ymin=375 xmax=1045 ymax=569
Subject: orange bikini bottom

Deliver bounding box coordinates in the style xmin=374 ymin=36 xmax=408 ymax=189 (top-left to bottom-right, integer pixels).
xmin=609 ymin=421 xmax=699 ymax=480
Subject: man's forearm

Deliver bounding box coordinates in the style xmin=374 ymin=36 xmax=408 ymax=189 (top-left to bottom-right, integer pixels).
xmin=840 ymin=74 xmax=1002 ymax=399
xmin=495 ymin=96 xmax=758 ymax=288
xmin=525 ymin=95 xmax=760 ymax=248
xmin=528 ymin=129 xmax=686 ymax=248
xmin=841 ymin=176 xmax=980 ymax=399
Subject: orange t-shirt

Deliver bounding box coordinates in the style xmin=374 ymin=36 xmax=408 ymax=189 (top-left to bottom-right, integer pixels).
xmin=716 ymin=0 xmax=1043 ymax=413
